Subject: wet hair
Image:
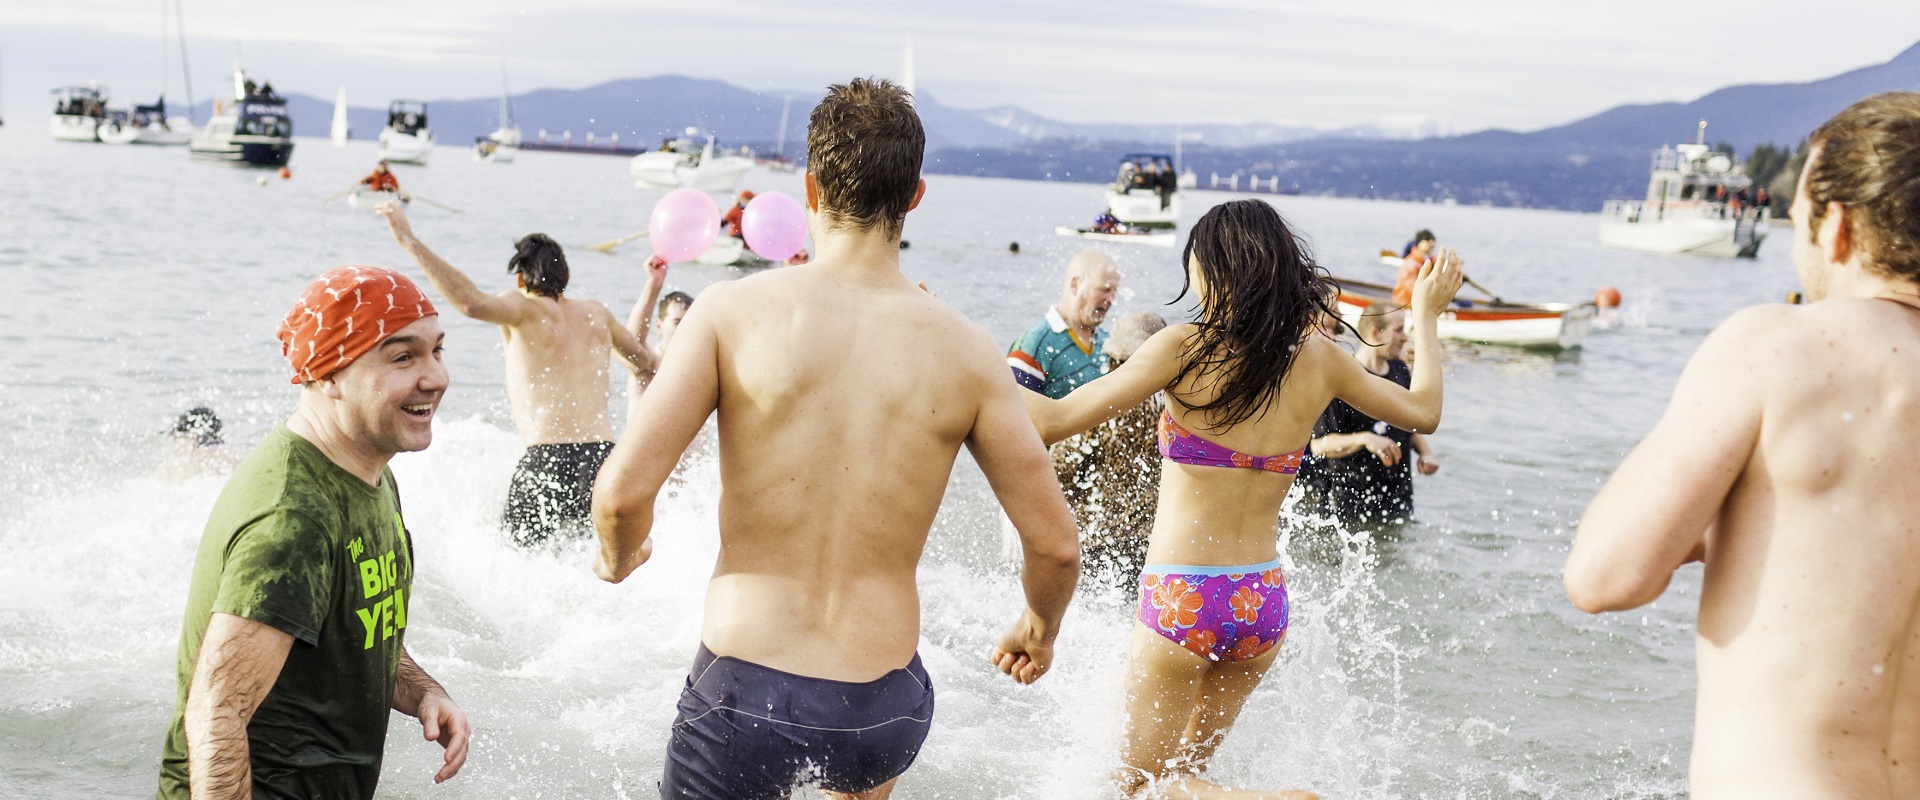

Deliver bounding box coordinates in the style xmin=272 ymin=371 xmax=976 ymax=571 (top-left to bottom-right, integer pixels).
xmin=1805 ymin=92 xmax=1920 ymax=281
xmin=805 ymin=78 xmax=924 ymax=240
xmin=508 ymin=233 xmax=569 ymax=297
xmin=1106 ymin=312 xmax=1167 ymax=364
xmin=1357 ymin=301 xmax=1402 ymax=335
xmin=1172 ymin=199 xmax=1342 ymax=430
xmin=656 ymin=290 xmax=693 ymax=318
xmin=1413 ymin=229 xmax=1435 ymax=245
xmin=172 ymin=406 xmax=223 ymax=447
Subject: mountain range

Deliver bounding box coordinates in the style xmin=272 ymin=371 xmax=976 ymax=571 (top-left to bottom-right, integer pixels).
xmin=221 ymin=38 xmax=1919 ymax=211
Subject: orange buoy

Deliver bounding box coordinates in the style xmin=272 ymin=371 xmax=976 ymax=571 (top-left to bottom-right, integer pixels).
xmin=278 ymin=166 xmax=292 ymax=180
xmin=1595 ymin=285 xmax=1622 ymax=308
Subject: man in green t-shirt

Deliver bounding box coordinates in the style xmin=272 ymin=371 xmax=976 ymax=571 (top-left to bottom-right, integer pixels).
xmin=158 ymin=265 xmax=470 ymax=800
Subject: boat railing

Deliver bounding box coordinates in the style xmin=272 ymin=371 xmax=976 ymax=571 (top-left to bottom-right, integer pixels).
xmin=1604 ymin=198 xmax=1770 ymax=224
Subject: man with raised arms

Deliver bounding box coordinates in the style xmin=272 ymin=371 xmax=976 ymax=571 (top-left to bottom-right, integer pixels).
xmin=380 ymin=205 xmax=665 ymax=546
xmin=158 ymin=266 xmax=468 ymax=799
xmin=592 ymin=78 xmax=1081 ymax=800
xmin=1566 ymin=93 xmax=1920 ymax=798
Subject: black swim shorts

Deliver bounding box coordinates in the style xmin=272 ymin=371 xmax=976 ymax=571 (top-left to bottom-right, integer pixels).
xmin=661 ymin=644 xmax=935 ymax=799
xmin=501 ymin=441 xmax=614 ymax=546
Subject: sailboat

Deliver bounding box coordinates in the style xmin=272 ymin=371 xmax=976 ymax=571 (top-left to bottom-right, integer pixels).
xmin=98 ymin=1 xmax=194 ymax=145
xmin=761 ymin=95 xmax=795 ymax=172
xmin=474 ymin=59 xmax=520 ymax=163
xmin=330 ymin=86 xmax=349 ymax=146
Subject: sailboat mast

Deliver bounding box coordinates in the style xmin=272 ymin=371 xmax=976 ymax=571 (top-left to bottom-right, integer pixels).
xmin=159 ymin=0 xmax=168 ymax=101
xmin=498 ymin=57 xmax=514 ymax=128
xmin=774 ymin=95 xmax=791 ymax=157
xmin=174 ymin=0 xmax=195 ymax=122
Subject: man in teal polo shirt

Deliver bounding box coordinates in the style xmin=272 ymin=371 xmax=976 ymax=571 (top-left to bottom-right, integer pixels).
xmin=1008 ymin=248 xmax=1121 ymax=398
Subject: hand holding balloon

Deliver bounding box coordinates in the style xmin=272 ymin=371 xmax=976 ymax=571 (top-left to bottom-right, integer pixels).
xmin=649 ymin=188 xmax=721 ymax=262
xmin=741 ymin=192 xmax=808 ymax=262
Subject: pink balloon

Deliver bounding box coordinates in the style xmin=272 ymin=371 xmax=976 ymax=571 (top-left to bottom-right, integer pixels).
xmin=742 ymin=192 xmax=808 ymax=262
xmin=649 ymin=188 xmax=720 ymax=263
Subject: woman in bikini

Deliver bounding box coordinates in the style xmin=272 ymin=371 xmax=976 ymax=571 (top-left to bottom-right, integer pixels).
xmin=1020 ymin=199 xmax=1462 ymax=798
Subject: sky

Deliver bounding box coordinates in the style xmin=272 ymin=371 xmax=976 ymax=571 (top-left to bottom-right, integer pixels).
xmin=6 ymin=1 xmax=1919 ymax=136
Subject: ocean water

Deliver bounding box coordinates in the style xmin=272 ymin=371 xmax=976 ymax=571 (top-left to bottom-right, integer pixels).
xmin=0 ymin=127 xmax=1799 ymax=798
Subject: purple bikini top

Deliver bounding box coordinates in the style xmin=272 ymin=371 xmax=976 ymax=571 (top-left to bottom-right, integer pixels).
xmin=1157 ymin=410 xmax=1305 ymax=475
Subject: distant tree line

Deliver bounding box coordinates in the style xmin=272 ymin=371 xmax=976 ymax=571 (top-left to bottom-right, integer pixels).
xmin=1744 ymin=141 xmax=1809 ymax=216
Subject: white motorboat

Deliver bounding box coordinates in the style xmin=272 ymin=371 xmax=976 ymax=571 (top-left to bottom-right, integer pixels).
xmin=1332 ymin=275 xmax=1596 ymax=349
xmin=630 ymin=129 xmax=754 ymax=192
xmin=98 ymin=97 xmax=192 ymax=145
xmin=51 ymin=85 xmax=107 ymax=142
xmin=474 ymin=61 xmax=520 ymax=163
xmin=189 ymin=66 xmax=293 ymax=168
xmin=1599 ymin=121 xmax=1766 ymax=259
xmin=329 ymin=86 xmax=350 ymax=146
xmin=1105 ymin=153 xmax=1182 ymax=229
xmin=1053 ymin=225 xmax=1176 ymax=248
xmin=378 ymin=100 xmax=433 ymax=165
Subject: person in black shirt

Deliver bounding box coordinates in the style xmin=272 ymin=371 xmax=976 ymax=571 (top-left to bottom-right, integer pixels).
xmin=1295 ymin=301 xmax=1438 ymax=527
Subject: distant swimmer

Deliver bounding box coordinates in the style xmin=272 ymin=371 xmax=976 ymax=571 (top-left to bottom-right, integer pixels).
xmin=1391 ymin=228 xmax=1435 ymax=307
xmin=361 ymin=161 xmax=400 ymax=193
xmin=1026 ymin=200 xmax=1462 ymax=799
xmin=157 ymin=266 xmax=468 ymax=799
xmin=1008 ymin=247 xmax=1121 ymax=398
xmin=1567 ymin=94 xmax=1920 ymax=799
xmin=650 ymin=288 xmax=693 ymax=361
xmin=380 ymin=204 xmax=664 ymax=546
xmin=592 ymin=78 xmax=1079 ymax=800
xmin=1050 ymin=311 xmax=1167 ymax=585
xmin=1294 ymin=301 xmax=1439 ymax=529
xmin=156 ymin=406 xmax=241 ymax=481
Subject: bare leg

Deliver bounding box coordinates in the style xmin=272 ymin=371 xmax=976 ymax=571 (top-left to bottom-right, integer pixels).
xmin=1180 ymin=631 xmax=1285 ymax=768
xmin=1116 ymin=624 xmax=1314 ymax=800
xmin=821 ymin=777 xmax=897 ymax=800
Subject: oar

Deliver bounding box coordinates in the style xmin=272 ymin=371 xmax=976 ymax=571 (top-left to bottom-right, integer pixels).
xmin=588 ymin=230 xmax=649 ymax=254
xmin=321 ymin=183 xmax=360 ymax=207
xmin=1381 ymin=249 xmax=1509 ymax=305
xmin=400 ymin=191 xmax=463 ymax=214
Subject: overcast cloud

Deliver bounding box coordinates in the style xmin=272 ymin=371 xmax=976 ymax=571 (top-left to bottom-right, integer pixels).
xmin=5 ymin=1 xmax=1917 ymax=135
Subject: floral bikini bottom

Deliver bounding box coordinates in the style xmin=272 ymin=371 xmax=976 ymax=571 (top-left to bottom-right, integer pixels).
xmin=1136 ymin=559 xmax=1290 ymax=662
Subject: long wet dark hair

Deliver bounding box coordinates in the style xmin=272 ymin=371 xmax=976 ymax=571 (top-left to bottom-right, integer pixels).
xmin=1171 ymin=199 xmax=1341 ymax=430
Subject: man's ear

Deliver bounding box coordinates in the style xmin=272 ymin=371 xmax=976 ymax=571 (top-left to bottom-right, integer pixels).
xmin=906 ymin=179 xmax=927 ymax=212
xmin=803 ymin=172 xmax=820 ymax=212
xmin=317 ymin=376 xmax=346 ymax=401
xmin=1823 ymin=201 xmax=1855 ymax=266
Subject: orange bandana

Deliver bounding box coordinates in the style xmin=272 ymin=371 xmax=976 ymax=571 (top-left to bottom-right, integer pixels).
xmin=277 ymin=265 xmax=438 ymax=384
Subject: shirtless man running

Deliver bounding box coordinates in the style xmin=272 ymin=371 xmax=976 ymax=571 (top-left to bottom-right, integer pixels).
xmin=381 ymin=205 xmax=665 ymax=545
xmin=593 ymin=77 xmax=1081 ymax=799
xmin=1566 ymin=93 xmax=1920 ymax=798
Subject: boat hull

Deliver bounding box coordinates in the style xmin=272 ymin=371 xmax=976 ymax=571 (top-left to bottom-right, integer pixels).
xmin=1053 ymin=226 xmax=1176 ymax=248
xmin=629 ymin=151 xmax=753 ymax=192
xmin=347 ymin=190 xmax=406 ymax=210
xmin=1105 ymin=189 xmax=1180 ymax=228
xmin=99 ymin=119 xmax=193 ymax=146
xmin=51 ymin=115 xmax=100 ymax=142
xmin=1599 ymin=218 xmax=1764 ymax=258
xmin=379 ymin=129 xmax=433 ymax=165
xmin=189 ymin=136 xmax=293 ymax=168
xmin=1332 ymin=276 xmax=1596 ymax=349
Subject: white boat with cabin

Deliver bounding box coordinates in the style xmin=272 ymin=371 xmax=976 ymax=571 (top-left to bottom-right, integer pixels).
xmin=98 ymin=97 xmax=192 ymax=145
xmin=1106 ymin=153 xmax=1181 ymax=229
xmin=51 ymin=85 xmax=107 ymax=142
xmin=630 ymin=128 xmax=753 ymax=192
xmin=378 ymin=100 xmax=433 ymax=165
xmin=1599 ymin=121 xmax=1766 ymax=259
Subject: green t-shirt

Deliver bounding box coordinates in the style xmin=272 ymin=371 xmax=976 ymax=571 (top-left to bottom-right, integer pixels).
xmin=158 ymin=426 xmax=415 ymax=800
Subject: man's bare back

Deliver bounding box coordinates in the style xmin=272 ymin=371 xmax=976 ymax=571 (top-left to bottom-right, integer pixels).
xmin=596 ymin=256 xmax=1079 ymax=680
xmin=1692 ymin=301 xmax=1920 ymax=796
xmin=496 ymin=294 xmax=632 ymax=444
xmin=1569 ymin=95 xmax=1920 ymax=798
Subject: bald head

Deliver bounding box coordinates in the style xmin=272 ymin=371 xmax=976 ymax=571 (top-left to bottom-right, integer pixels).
xmin=1060 ymin=248 xmax=1121 ymax=332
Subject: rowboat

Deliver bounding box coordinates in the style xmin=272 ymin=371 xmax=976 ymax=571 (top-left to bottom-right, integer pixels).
xmin=346 ymin=189 xmax=406 ymax=210
xmin=1330 ymin=275 xmax=1596 ymax=349
xmin=693 ymin=236 xmax=773 ymax=268
xmin=1053 ymin=225 xmax=1176 ymax=248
